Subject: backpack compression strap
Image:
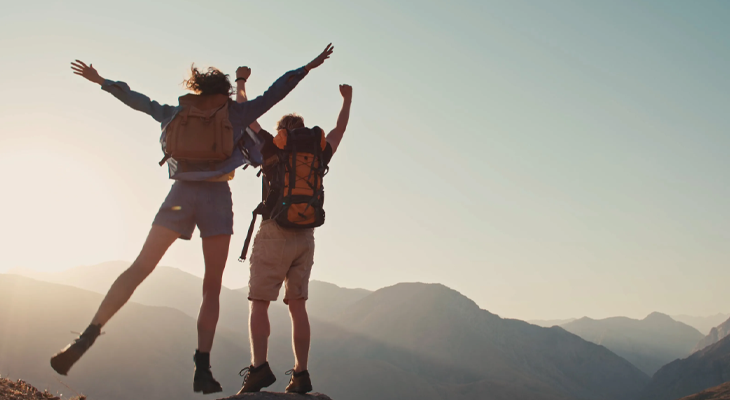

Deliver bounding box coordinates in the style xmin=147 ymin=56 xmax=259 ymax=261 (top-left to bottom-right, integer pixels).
xmin=239 ymin=202 xmax=266 ymax=262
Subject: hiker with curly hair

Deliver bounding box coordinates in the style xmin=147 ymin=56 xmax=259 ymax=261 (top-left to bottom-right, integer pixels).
xmin=50 ymin=44 xmax=334 ymax=395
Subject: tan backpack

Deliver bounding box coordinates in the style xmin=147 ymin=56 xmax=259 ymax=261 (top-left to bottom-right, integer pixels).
xmin=159 ymin=93 xmax=234 ymax=166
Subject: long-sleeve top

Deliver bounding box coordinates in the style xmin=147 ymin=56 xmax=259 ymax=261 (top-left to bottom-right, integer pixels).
xmin=100 ymin=67 xmax=309 ymax=181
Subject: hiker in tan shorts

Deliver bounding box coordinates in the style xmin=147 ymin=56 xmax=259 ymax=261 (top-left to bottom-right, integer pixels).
xmin=234 ymin=72 xmax=353 ymax=394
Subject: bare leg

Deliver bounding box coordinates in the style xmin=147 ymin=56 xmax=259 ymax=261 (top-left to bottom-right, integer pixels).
xmin=288 ymin=299 xmax=310 ymax=372
xmin=91 ymin=225 xmax=179 ymax=327
xmin=249 ymin=300 xmax=270 ymax=367
xmin=197 ymin=234 xmax=231 ymax=352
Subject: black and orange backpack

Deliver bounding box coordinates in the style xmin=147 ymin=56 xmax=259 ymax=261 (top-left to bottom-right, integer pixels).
xmin=239 ymin=126 xmax=328 ymax=261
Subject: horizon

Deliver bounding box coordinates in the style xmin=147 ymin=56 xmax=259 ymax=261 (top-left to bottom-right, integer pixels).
xmin=1 ymin=1 xmax=729 ymax=321
xmin=5 ymin=260 xmax=728 ymax=323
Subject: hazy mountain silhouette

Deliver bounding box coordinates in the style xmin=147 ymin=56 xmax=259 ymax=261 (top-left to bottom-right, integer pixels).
xmin=673 ymin=314 xmax=730 ymax=336
xmin=0 ymin=274 xmax=248 ymax=400
xmin=679 ymin=382 xmax=730 ymax=400
xmin=332 ymin=282 xmax=649 ymax=400
xmin=11 ymin=263 xmax=370 ymax=331
xmin=11 ymin=262 xmax=267 ymax=334
xmin=235 ymin=280 xmax=372 ymax=321
xmin=561 ymin=312 xmax=704 ymax=375
xmin=528 ymin=318 xmax=577 ymax=327
xmin=694 ymin=317 xmax=730 ymax=353
xmin=1 ymin=273 xmax=652 ymax=400
xmin=641 ymin=335 xmax=730 ymax=400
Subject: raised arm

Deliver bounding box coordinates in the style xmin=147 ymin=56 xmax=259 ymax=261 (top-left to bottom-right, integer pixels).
xmin=235 ymin=66 xmax=262 ymax=133
xmin=326 ymin=84 xmax=353 ymax=155
xmin=229 ymin=44 xmax=334 ymax=128
xmin=71 ymin=60 xmax=178 ymax=123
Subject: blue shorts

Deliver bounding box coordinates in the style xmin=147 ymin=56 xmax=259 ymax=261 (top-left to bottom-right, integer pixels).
xmin=153 ymin=181 xmax=233 ymax=240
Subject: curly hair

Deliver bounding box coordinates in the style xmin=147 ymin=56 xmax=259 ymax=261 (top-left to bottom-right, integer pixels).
xmin=183 ymin=64 xmax=232 ymax=96
xmin=276 ymin=113 xmax=305 ymax=131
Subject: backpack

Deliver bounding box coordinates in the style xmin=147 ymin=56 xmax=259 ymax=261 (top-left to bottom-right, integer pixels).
xmin=239 ymin=126 xmax=328 ymax=261
xmin=159 ymin=94 xmax=234 ymax=166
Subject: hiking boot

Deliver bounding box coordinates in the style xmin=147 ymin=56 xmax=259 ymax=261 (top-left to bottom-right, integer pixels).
xmin=237 ymin=362 xmax=276 ymax=394
xmin=285 ymin=369 xmax=313 ymax=394
xmin=193 ymin=350 xmax=222 ymax=394
xmin=50 ymin=324 xmax=101 ymax=375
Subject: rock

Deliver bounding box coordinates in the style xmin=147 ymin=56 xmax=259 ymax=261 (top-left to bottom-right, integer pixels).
xmin=220 ymin=392 xmax=333 ymax=400
xmin=0 ymin=377 xmax=85 ymax=400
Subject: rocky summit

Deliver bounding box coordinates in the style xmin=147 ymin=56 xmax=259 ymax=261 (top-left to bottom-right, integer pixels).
xmin=0 ymin=377 xmax=84 ymax=400
xmin=221 ymin=392 xmax=332 ymax=400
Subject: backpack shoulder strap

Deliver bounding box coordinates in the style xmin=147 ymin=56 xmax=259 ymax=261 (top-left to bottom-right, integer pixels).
xmin=312 ymin=126 xmax=327 ymax=150
xmin=239 ymin=202 xmax=265 ymax=262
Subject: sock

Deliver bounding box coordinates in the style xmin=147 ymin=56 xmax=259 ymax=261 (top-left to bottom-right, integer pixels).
xmin=194 ymin=350 xmax=211 ymax=369
xmin=80 ymin=324 xmax=101 ymax=348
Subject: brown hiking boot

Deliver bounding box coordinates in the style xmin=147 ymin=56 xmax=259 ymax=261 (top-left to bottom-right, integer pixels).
xmin=50 ymin=324 xmax=102 ymax=375
xmin=237 ymin=362 xmax=276 ymax=393
xmin=285 ymin=369 xmax=312 ymax=394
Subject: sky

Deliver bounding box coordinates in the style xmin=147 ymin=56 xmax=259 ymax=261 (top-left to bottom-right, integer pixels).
xmin=0 ymin=0 xmax=728 ymax=321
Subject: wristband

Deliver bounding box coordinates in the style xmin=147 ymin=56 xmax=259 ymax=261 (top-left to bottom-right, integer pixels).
xmin=235 ymin=77 xmax=247 ymax=82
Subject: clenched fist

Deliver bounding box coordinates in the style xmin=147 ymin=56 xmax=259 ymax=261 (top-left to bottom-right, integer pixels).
xmin=236 ymin=66 xmax=251 ymax=80
xmin=339 ymin=84 xmax=353 ymax=100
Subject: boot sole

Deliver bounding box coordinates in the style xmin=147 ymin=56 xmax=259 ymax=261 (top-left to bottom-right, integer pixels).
xmin=193 ymin=382 xmax=223 ymax=394
xmin=285 ymin=386 xmax=313 ymax=394
xmin=237 ymin=375 xmax=276 ymax=393
xmin=50 ymin=352 xmax=75 ymax=376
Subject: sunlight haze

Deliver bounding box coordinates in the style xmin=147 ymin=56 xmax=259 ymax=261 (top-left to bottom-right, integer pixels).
xmin=1 ymin=0 xmax=728 ymax=321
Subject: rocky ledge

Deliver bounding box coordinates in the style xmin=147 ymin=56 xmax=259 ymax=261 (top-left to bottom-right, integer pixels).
xmin=220 ymin=392 xmax=332 ymax=400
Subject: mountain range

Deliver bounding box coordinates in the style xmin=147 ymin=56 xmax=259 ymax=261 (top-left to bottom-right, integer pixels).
xmin=642 ymin=334 xmax=730 ymax=400
xmin=1 ymin=265 xmax=652 ymax=400
xmin=694 ymin=317 xmax=730 ymax=353
xmin=561 ymin=313 xmax=704 ymax=376
xmin=672 ymin=314 xmax=730 ymax=336
xmin=527 ymin=318 xmax=577 ymax=327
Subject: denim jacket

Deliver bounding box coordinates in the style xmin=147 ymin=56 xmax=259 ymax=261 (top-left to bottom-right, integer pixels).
xmin=101 ymin=67 xmax=308 ymax=181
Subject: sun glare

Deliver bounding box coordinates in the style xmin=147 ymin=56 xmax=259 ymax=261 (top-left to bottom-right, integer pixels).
xmin=0 ymin=144 xmax=127 ymax=272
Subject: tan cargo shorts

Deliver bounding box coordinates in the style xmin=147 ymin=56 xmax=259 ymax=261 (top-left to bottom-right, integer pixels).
xmin=248 ymin=219 xmax=315 ymax=304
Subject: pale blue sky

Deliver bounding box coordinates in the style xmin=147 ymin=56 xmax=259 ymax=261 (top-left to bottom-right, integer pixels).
xmin=0 ymin=1 xmax=728 ymax=320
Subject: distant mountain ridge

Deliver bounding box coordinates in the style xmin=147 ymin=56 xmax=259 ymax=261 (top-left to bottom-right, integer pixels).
xmin=1 ymin=271 xmax=651 ymax=400
xmin=11 ymin=263 xmax=371 ymax=330
xmin=333 ymin=282 xmax=649 ymax=400
xmin=695 ymin=317 xmax=730 ymax=353
xmin=673 ymin=314 xmax=730 ymax=335
xmin=528 ymin=318 xmax=576 ymax=327
xmin=0 ymin=274 xmax=249 ymax=400
xmin=561 ymin=312 xmax=704 ymax=376
xmin=642 ymin=334 xmax=730 ymax=400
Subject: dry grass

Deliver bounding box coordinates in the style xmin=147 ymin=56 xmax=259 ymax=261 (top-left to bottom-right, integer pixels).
xmin=0 ymin=377 xmax=85 ymax=400
xmin=680 ymin=382 xmax=730 ymax=400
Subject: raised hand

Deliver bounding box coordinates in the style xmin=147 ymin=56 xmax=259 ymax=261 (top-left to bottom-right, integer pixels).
xmin=339 ymin=84 xmax=352 ymax=100
xmin=71 ymin=60 xmax=104 ymax=85
xmin=236 ymin=66 xmax=251 ymax=81
xmin=305 ymin=43 xmax=334 ymax=71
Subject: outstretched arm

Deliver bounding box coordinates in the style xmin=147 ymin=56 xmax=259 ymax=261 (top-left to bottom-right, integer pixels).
xmin=71 ymin=60 xmax=178 ymax=123
xmin=327 ymin=84 xmax=353 ymax=155
xmin=235 ymin=66 xmax=262 ymax=133
xmin=229 ymin=44 xmax=334 ymax=127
